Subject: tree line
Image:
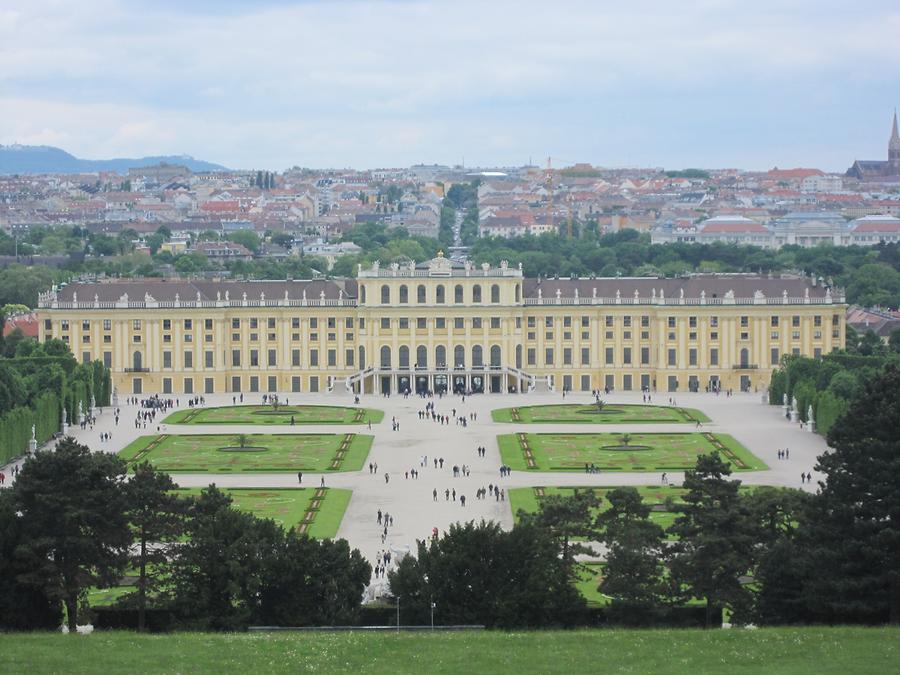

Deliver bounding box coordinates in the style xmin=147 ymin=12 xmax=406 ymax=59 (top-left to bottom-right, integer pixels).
xmin=0 ymin=446 xmax=371 ymax=632
xmin=391 ymin=367 xmax=900 ymax=628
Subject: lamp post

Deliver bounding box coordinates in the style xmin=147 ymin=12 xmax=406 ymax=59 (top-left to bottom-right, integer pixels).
xmin=425 ymin=574 xmax=434 ymax=630
xmin=396 ymin=595 xmax=400 ymax=633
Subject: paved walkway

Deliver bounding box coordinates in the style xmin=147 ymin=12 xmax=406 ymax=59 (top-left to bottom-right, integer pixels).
xmin=1 ymin=390 xmax=829 ymax=582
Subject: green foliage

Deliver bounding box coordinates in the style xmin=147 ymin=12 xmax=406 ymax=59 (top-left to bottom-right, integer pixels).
xmin=664 ymin=168 xmax=710 ymax=179
xmin=668 ymin=452 xmax=756 ymax=626
xmin=388 ymin=520 xmax=586 ymax=628
xmin=519 ymin=490 xmax=600 ymax=577
xmin=11 ymin=438 xmax=131 ymax=632
xmin=226 ymin=230 xmax=260 ymax=253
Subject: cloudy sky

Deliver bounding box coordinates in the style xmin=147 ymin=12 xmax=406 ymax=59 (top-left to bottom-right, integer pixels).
xmin=1 ymin=0 xmax=899 ymax=170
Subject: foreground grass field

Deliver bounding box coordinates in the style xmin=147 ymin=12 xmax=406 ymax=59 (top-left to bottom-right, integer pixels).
xmin=119 ymin=433 xmax=372 ymax=472
xmin=1 ymin=628 xmax=896 ymax=674
xmin=498 ymin=432 xmax=765 ymax=472
xmin=164 ymin=404 xmax=384 ymax=426
xmin=492 ymin=403 xmax=710 ymax=424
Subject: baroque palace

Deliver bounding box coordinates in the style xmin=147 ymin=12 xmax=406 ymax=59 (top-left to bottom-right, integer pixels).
xmin=37 ymin=254 xmax=845 ymax=397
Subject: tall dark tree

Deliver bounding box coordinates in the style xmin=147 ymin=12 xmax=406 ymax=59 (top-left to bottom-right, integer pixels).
xmin=596 ymin=487 xmax=667 ymax=608
xmin=0 ymin=491 xmax=62 ymax=630
xmin=125 ymin=462 xmax=189 ymax=632
xmin=519 ymin=490 xmax=600 ymax=579
xmin=811 ymin=365 xmax=900 ymax=623
xmin=11 ymin=438 xmax=131 ymax=632
xmin=668 ymin=452 xmax=756 ymax=627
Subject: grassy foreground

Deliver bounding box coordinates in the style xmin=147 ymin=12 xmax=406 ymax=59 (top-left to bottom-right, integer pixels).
xmin=0 ymin=628 xmax=896 ymax=674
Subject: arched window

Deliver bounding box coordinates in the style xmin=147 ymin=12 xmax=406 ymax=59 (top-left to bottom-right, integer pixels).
xmin=360 ymin=285 xmax=367 ymax=303
xmin=472 ymin=345 xmax=483 ymax=367
xmin=436 ymin=345 xmax=446 ymax=368
xmin=399 ymin=345 xmax=410 ymax=368
xmin=381 ymin=284 xmax=391 ymax=304
xmin=454 ymin=284 xmax=464 ymax=303
xmin=491 ymin=284 xmax=500 ymax=303
xmin=472 ymin=285 xmax=482 ymax=303
xmin=740 ymin=348 xmax=749 ymax=367
xmin=515 ymin=345 xmax=522 ymax=369
xmin=358 ymin=346 xmax=366 ymax=369
xmin=454 ymin=345 xmax=465 ymax=368
xmin=490 ymin=345 xmax=502 ymax=367
xmin=399 ymin=285 xmax=408 ymax=304
xmin=416 ymin=345 xmax=427 ymax=368
xmin=380 ymin=346 xmax=391 ymax=368
xmin=133 ymin=351 xmax=143 ymax=370
xmin=417 ymin=285 xmax=427 ymax=303
xmin=514 ymin=284 xmax=520 ymax=303
xmin=436 ymin=285 xmax=446 ymax=304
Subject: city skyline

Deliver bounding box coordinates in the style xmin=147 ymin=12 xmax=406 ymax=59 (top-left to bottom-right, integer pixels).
xmin=1 ymin=0 xmax=899 ymax=171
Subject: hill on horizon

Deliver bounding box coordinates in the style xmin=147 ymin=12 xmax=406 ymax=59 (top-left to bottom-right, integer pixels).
xmin=0 ymin=144 xmax=229 ymax=174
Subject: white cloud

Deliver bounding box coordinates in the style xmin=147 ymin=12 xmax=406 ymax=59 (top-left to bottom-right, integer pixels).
xmin=0 ymin=0 xmax=899 ymax=168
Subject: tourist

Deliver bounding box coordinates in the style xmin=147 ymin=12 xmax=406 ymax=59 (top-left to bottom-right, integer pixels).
xmin=433 ymin=488 xmax=438 ymax=501
xmin=297 ymin=471 xmax=302 ymax=484
xmin=385 ymin=473 xmax=390 ymax=484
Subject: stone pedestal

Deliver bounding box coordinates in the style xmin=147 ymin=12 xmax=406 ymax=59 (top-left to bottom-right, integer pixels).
xmin=62 ymin=423 xmax=69 ymax=435
xmin=28 ymin=438 xmax=37 ymax=454
xmin=790 ymin=409 xmax=799 ymax=423
xmin=807 ymin=420 xmax=815 ymax=433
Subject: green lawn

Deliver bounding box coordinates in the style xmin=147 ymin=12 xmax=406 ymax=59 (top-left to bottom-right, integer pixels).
xmin=170 ymin=487 xmax=350 ymax=537
xmin=2 ymin=628 xmax=897 ymax=674
xmin=498 ymin=432 xmax=766 ymax=472
xmin=492 ymin=403 xmax=710 ymax=424
xmin=164 ymin=404 xmax=384 ymax=425
xmin=118 ymin=433 xmax=372 ymax=472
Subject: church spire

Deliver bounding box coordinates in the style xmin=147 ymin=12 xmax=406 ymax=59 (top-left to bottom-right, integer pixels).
xmin=890 ymin=109 xmax=900 ymax=162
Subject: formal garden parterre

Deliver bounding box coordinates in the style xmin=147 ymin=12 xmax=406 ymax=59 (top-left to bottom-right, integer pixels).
xmin=492 ymin=403 xmax=710 ymax=424
xmin=498 ymin=431 xmax=766 ymax=472
xmin=164 ymin=404 xmax=384 ymax=426
xmin=118 ymin=433 xmax=373 ymax=472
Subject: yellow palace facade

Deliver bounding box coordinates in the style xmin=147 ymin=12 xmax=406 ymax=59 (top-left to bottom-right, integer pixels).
xmin=37 ymin=255 xmax=845 ymax=397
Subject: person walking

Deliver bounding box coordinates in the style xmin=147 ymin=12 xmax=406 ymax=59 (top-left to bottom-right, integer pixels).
xmin=297 ymin=471 xmax=302 ymax=484
xmin=433 ymin=488 xmax=438 ymax=501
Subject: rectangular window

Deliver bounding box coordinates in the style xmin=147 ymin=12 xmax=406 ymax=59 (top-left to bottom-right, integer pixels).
xmin=163 ymin=351 xmax=172 ymax=368
xmin=771 ymin=316 xmax=779 ymax=327
xmin=205 ymin=319 xmax=213 ymax=330
xmin=268 ymin=376 xmax=277 ymax=392
xmin=250 ymin=349 xmax=259 ymax=367
xmin=771 ymin=331 xmax=779 ymax=340
xmin=184 ymin=378 xmax=193 ymax=394
xmin=740 ymin=316 xmax=749 ymax=328
xmin=689 ymin=316 xmax=697 ymax=328
xmin=563 ymin=348 xmax=572 ymax=365
xmin=667 ymin=348 xmax=677 ymax=366
xmin=292 ymin=317 xmax=300 ymax=329
xmin=454 ymin=318 xmax=464 ymax=329
xmin=103 ymin=319 xmax=111 ymax=330
xmin=814 ymin=315 xmax=822 ymax=327
xmin=310 ymin=349 xmax=318 ymax=367
xmin=581 ymin=348 xmax=590 ymax=365
xmin=527 ymin=348 xmax=536 ymax=366
xmin=545 ymin=348 xmax=554 ymax=365
xmin=185 ymin=319 xmax=193 ymax=330
xmin=310 ymin=318 xmax=318 ymax=329
xmin=103 ymin=351 xmax=112 ymax=367
xmin=232 ymin=318 xmax=240 ymax=329
xmin=491 ymin=317 xmax=501 ymax=329
xmin=82 ymin=351 xmax=90 ymax=364
xmin=205 ymin=350 xmax=214 ymax=368
xmin=82 ymin=335 xmax=90 ymax=343
xmin=605 ymin=316 xmax=614 ymax=327
xmin=814 ymin=347 xmax=822 ymax=359
xmin=581 ymin=316 xmax=590 ymax=328
xmin=346 ymin=349 xmax=354 ymax=367
xmin=184 ymin=351 xmax=193 ymax=368
xmin=623 ymin=347 xmax=632 ymax=365
xmin=133 ymin=320 xmax=141 ymax=330
xmin=581 ymin=374 xmax=591 ymax=391
xmin=232 ymin=349 xmax=241 ymax=367
xmin=792 ymin=315 xmax=800 ymax=327
xmin=267 ymin=317 xmax=276 ymax=330
xmin=689 ymin=348 xmax=697 ymax=366
xmin=435 ymin=318 xmax=446 ymax=329
xmin=710 ymin=316 xmax=718 ymax=328
xmin=327 ymin=349 xmax=336 ymax=367
xmin=641 ymin=346 xmax=650 ymax=365
xmin=249 ymin=376 xmax=259 ymax=393
xmin=162 ymin=319 xmax=171 ymax=330
xmin=563 ymin=316 xmax=572 ymax=328
xmin=771 ymin=347 xmax=780 ymax=365
xmin=104 ymin=335 xmax=111 ymax=343
xmin=623 ymin=374 xmax=632 ymax=391
xmin=545 ymin=316 xmax=553 ymax=328
xmin=345 ymin=317 xmax=354 ymax=328
xmin=163 ymin=378 xmax=172 ymax=394
xmin=472 ymin=318 xmax=482 ymax=329
xmin=710 ymin=348 xmax=719 ymax=366
xmin=291 ymin=376 xmax=301 ymax=392
xmin=380 ymin=318 xmax=390 ymax=329
xmin=605 ymin=347 xmax=614 ymax=365
xmin=527 ymin=317 xmax=535 ymax=328
xmin=205 ymin=377 xmax=214 ymax=394
xmin=417 ymin=318 xmax=427 ymax=330
xmin=667 ymin=316 xmax=676 ymax=328
xmin=309 ymin=376 xmax=319 ymax=393
xmin=292 ymin=349 xmax=301 ymax=367
xmin=250 ymin=318 xmax=258 ymax=329
xmin=623 ymin=316 xmax=632 ymax=328
xmin=268 ymin=349 xmax=277 ymax=367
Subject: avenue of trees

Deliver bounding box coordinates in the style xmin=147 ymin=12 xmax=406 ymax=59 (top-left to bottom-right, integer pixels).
xmin=2 ymin=223 xmax=899 ymax=311
xmin=0 ymin=443 xmax=371 ymax=632
xmin=392 ymin=366 xmax=900 ymax=627
xmin=0 ymin=334 xmax=109 ymax=465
